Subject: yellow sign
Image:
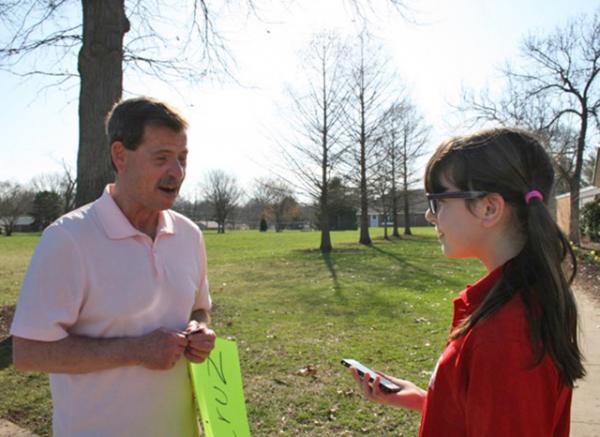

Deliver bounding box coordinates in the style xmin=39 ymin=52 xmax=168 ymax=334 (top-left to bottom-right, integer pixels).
xmin=189 ymin=338 xmax=251 ymax=437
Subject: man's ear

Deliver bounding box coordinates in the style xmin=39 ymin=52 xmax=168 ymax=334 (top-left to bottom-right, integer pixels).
xmin=111 ymin=142 xmax=127 ymax=174
xmin=477 ymin=193 xmax=505 ymax=228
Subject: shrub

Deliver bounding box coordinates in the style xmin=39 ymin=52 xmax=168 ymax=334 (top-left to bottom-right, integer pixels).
xmin=581 ymin=198 xmax=600 ymax=242
xmin=259 ymin=217 xmax=268 ymax=232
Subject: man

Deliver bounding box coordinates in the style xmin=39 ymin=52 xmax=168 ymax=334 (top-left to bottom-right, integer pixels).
xmin=10 ymin=97 xmax=216 ymax=436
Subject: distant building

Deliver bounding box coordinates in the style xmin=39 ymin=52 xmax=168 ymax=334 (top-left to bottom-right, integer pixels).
xmin=0 ymin=215 xmax=35 ymax=234
xmin=359 ymin=189 xmax=430 ymax=228
xmin=195 ymin=220 xmax=219 ymax=231
xmin=555 ymin=147 xmax=600 ymax=235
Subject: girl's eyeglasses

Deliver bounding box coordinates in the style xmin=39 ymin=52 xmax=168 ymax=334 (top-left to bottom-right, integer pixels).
xmin=425 ymin=191 xmax=488 ymax=215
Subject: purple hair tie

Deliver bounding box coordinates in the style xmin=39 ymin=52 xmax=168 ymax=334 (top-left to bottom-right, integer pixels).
xmin=525 ymin=190 xmax=544 ymax=205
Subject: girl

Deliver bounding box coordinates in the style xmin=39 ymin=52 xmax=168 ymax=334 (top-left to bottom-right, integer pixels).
xmin=349 ymin=128 xmax=585 ymax=436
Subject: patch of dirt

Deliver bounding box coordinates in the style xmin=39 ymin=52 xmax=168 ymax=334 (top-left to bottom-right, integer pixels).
xmin=574 ymin=261 xmax=600 ymax=304
xmin=0 ymin=306 xmax=14 ymax=369
xmin=0 ymin=305 xmax=15 ymax=339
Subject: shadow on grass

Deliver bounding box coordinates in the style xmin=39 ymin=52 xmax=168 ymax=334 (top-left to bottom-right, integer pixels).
xmin=285 ymin=240 xmax=473 ymax=321
xmin=320 ymin=252 xmax=347 ymax=304
xmin=367 ymin=243 xmax=468 ymax=289
xmin=0 ymin=336 xmax=12 ymax=370
xmin=297 ymin=247 xmax=364 ymax=255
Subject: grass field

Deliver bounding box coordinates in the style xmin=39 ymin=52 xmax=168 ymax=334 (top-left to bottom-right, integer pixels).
xmin=0 ymin=228 xmax=485 ymax=436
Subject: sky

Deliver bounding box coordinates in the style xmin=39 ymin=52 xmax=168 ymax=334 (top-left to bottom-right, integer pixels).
xmin=1 ymin=0 xmax=598 ymax=200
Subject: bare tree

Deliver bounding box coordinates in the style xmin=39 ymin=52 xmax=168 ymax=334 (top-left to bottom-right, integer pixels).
xmin=282 ymin=31 xmax=350 ymax=252
xmin=371 ymin=164 xmax=392 ymax=239
xmin=29 ymin=161 xmax=77 ymax=213
xmin=345 ymin=30 xmax=395 ymax=245
xmin=1 ymin=1 xmax=410 ymax=210
xmin=344 ymin=0 xmax=414 ymax=20
xmin=30 ymin=173 xmax=64 ymax=194
xmin=380 ymin=101 xmax=403 ymax=238
xmin=0 ymin=181 xmax=34 ymax=236
xmin=380 ymin=99 xmax=429 ymax=236
xmin=253 ymin=178 xmax=300 ymax=232
xmin=0 ymin=1 xmax=245 ymax=207
xmin=460 ymin=10 xmax=600 ymax=244
xmin=60 ymin=161 xmax=77 ymax=212
xmin=240 ymin=182 xmax=270 ymax=229
xmin=461 ymin=89 xmax=572 ymax=194
xmin=203 ymin=170 xmax=243 ymax=234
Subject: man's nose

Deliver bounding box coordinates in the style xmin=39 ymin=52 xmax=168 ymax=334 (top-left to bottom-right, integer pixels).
xmin=169 ymin=159 xmax=185 ymax=179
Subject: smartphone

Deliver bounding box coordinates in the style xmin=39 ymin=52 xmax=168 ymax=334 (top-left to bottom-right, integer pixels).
xmin=341 ymin=358 xmax=402 ymax=393
xmin=183 ymin=327 xmax=205 ymax=337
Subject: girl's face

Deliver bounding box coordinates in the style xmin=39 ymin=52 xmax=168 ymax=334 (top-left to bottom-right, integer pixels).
xmin=425 ymin=177 xmax=487 ymax=260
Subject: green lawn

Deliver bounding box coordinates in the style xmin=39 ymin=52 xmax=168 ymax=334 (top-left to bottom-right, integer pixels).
xmin=0 ymin=233 xmax=40 ymax=307
xmin=0 ymin=228 xmax=485 ymax=436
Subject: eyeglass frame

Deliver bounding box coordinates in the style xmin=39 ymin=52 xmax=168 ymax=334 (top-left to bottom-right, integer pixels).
xmin=425 ymin=191 xmax=489 ymax=215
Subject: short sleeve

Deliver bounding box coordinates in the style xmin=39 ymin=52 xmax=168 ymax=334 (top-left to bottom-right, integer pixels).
xmin=192 ymin=230 xmax=211 ymax=312
xmin=10 ymin=224 xmax=85 ymax=341
xmin=464 ymin=337 xmax=560 ymax=437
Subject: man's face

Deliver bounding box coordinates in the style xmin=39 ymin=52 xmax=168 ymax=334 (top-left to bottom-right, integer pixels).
xmin=118 ymin=124 xmax=188 ymax=212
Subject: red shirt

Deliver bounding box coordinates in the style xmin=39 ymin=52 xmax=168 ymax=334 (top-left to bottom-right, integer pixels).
xmin=419 ymin=267 xmax=572 ymax=437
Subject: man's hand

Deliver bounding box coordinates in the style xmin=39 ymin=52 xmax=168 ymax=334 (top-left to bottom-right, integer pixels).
xmin=136 ymin=328 xmax=188 ymax=370
xmin=183 ymin=321 xmax=216 ymax=363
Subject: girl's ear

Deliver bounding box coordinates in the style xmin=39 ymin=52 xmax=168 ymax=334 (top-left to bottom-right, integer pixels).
xmin=477 ymin=193 xmax=506 ymax=228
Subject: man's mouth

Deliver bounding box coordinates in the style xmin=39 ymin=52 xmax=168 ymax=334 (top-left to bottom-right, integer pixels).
xmin=158 ymin=186 xmax=178 ymax=195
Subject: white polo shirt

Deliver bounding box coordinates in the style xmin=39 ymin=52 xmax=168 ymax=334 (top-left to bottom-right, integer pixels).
xmin=11 ymin=185 xmax=211 ymax=437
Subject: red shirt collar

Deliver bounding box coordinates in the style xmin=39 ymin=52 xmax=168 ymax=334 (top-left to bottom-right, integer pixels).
xmin=451 ymin=264 xmax=505 ymax=329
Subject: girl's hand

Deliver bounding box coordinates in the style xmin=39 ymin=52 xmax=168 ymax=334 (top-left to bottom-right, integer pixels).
xmin=350 ymin=367 xmax=426 ymax=411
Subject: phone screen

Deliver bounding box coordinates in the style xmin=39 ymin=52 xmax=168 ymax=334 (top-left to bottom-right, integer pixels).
xmin=341 ymin=358 xmax=402 ymax=393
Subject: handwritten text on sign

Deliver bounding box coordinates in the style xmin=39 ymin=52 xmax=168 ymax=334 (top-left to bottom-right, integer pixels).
xmin=189 ymin=338 xmax=251 ymax=437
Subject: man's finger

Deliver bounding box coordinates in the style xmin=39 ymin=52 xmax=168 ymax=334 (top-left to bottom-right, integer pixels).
xmin=185 ymin=350 xmax=209 ymax=362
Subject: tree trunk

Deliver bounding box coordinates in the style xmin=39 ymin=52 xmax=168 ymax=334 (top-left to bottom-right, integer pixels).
xmin=569 ymin=109 xmax=588 ymax=245
xmin=358 ymin=129 xmax=371 ymax=245
xmin=75 ymin=0 xmax=129 ymax=207
xmin=391 ymin=196 xmax=399 ymax=238
xmin=319 ymin=63 xmax=332 ymax=254
xmin=403 ymin=160 xmax=412 ymax=235
xmin=568 ymin=179 xmax=580 ymax=244
xmin=383 ymin=213 xmax=389 ymax=240
xmin=391 ymin=144 xmax=400 ymax=238
xmin=403 ymin=191 xmax=412 ymax=235
xmin=358 ymin=64 xmax=371 ymax=246
xmin=359 ymin=176 xmax=371 ymax=244
xmin=319 ymin=194 xmax=332 ymax=253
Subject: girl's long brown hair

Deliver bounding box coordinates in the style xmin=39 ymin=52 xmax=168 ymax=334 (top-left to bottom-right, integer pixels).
xmin=425 ymin=128 xmax=585 ymax=387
